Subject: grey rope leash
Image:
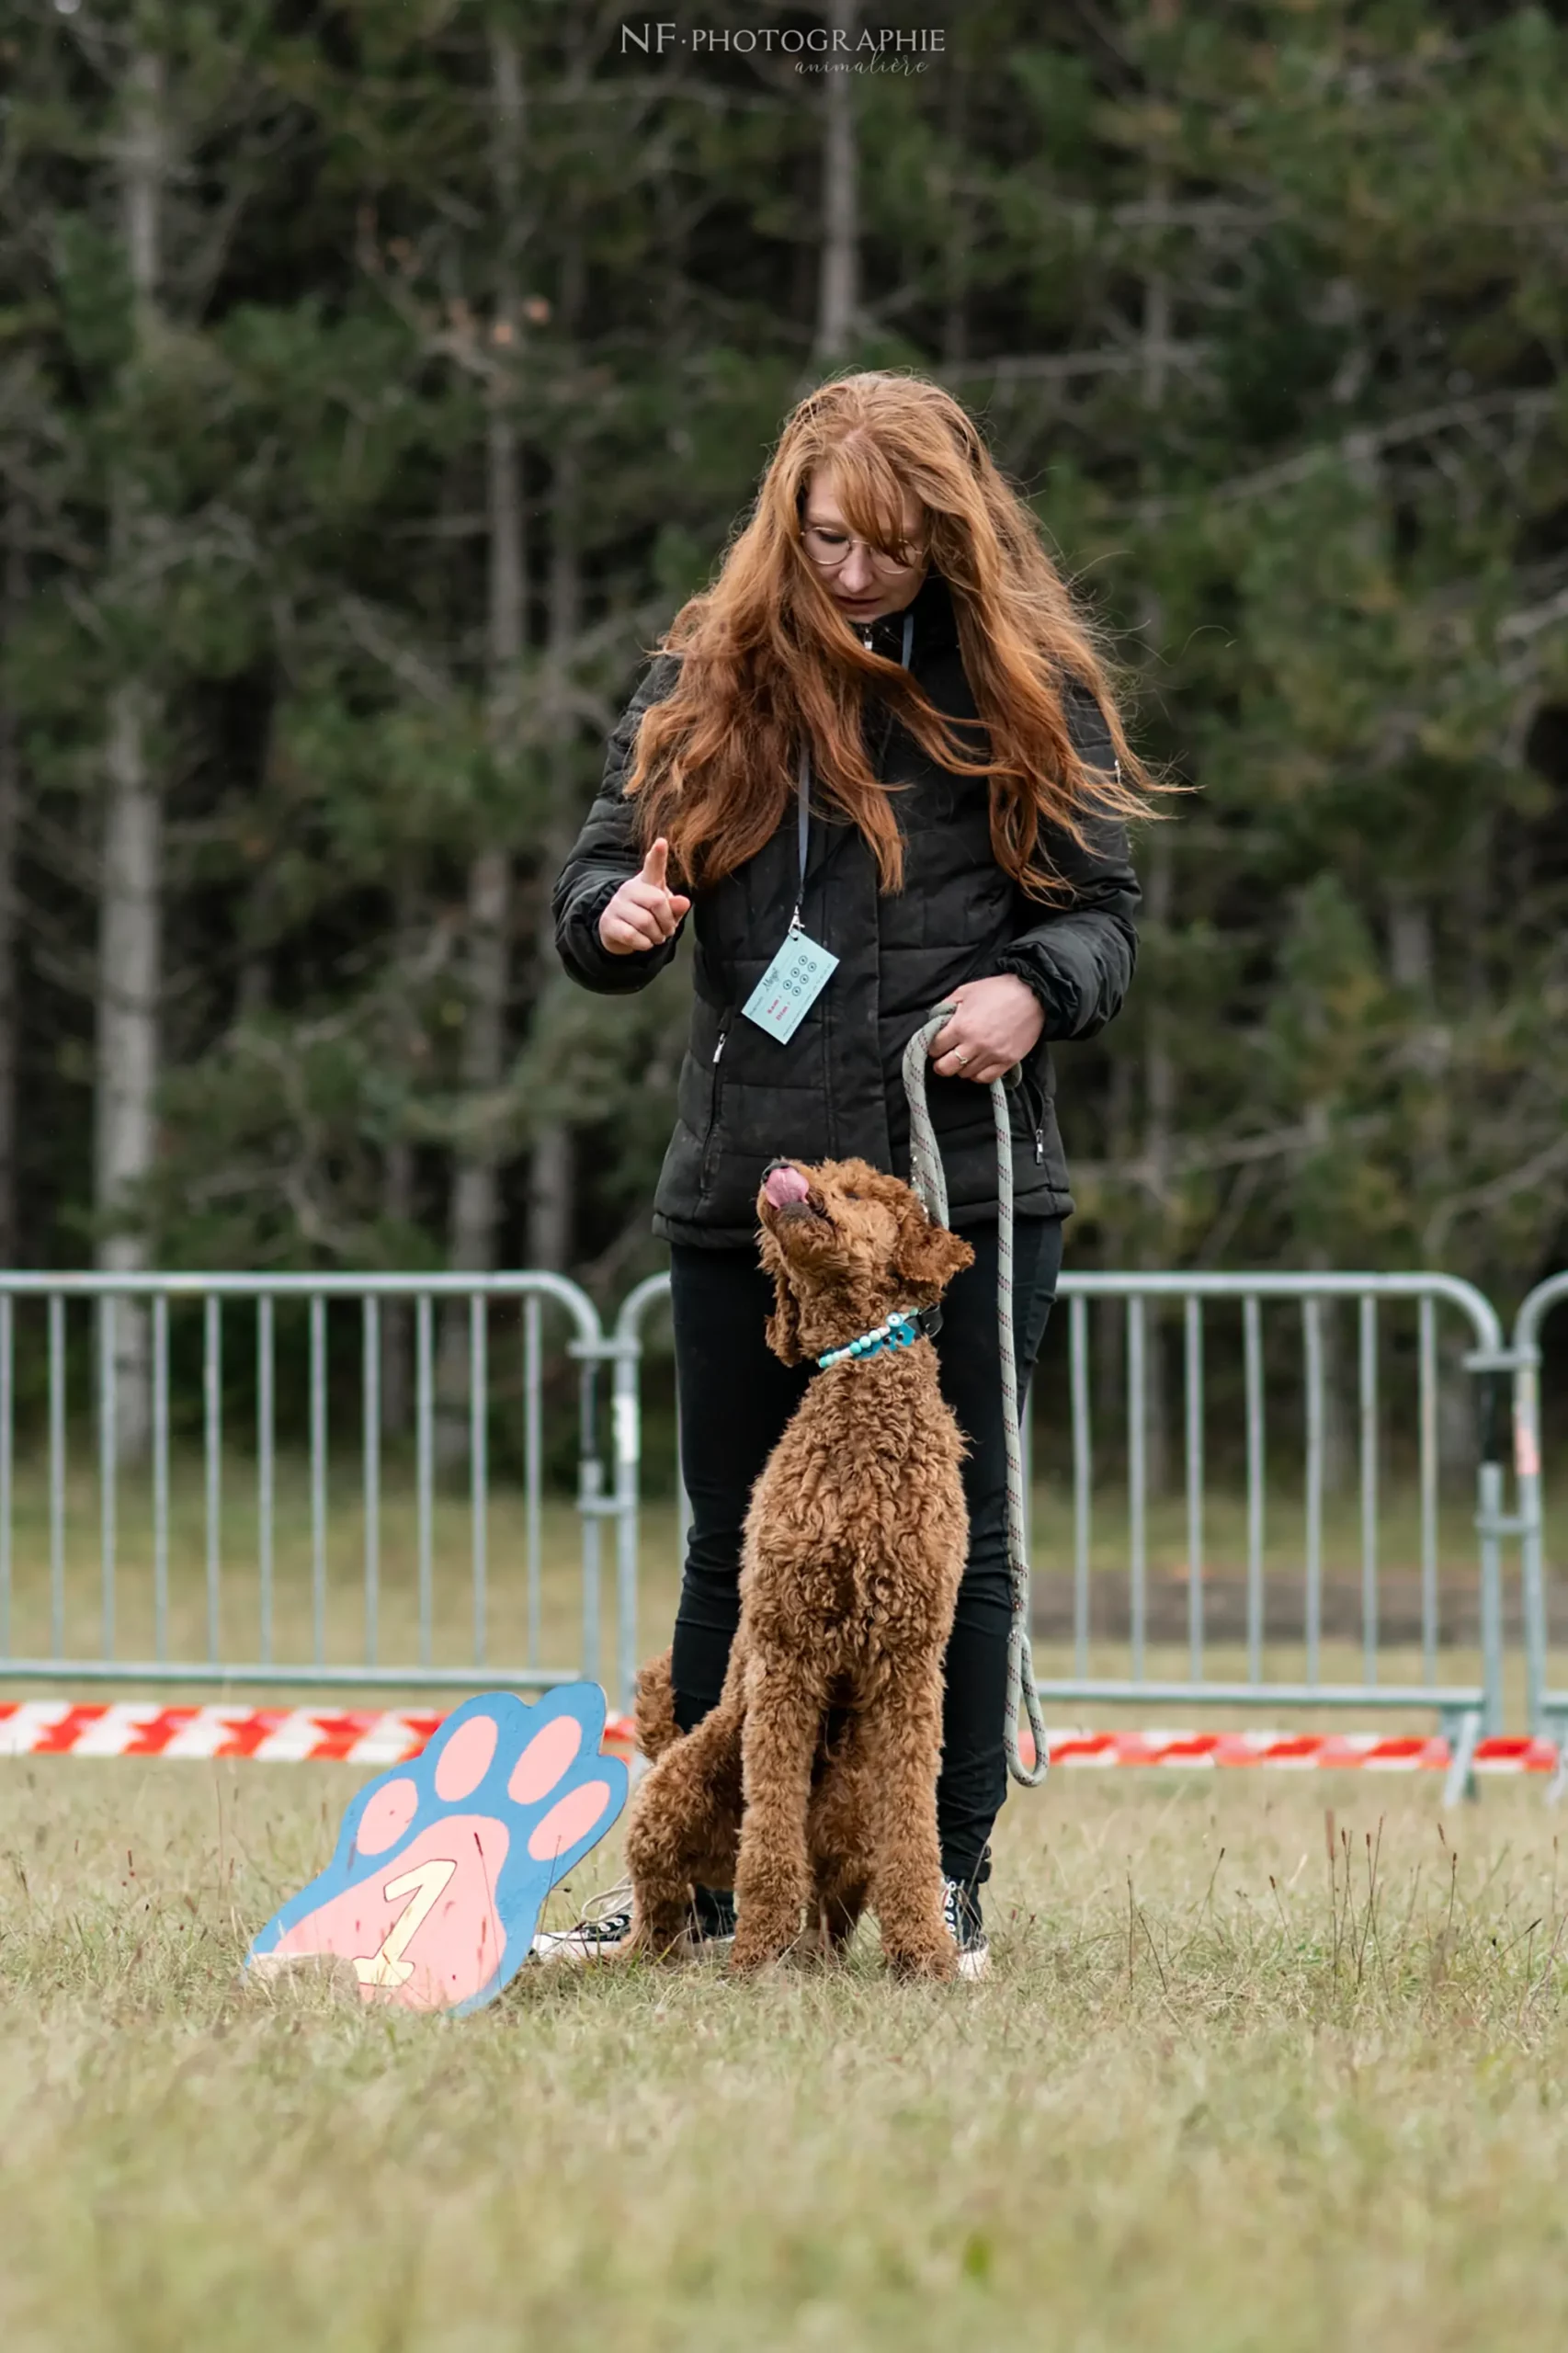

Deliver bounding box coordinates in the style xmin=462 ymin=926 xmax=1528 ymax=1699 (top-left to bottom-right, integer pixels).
xmin=901 ymin=1007 xmax=1050 ymax=1789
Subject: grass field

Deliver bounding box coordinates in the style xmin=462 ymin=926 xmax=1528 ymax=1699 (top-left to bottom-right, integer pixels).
xmin=1 ymin=1761 xmax=1566 ymax=2350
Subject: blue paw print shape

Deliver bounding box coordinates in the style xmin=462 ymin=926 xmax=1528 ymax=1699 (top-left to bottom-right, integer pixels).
xmin=247 ymin=1683 xmax=628 ymax=2015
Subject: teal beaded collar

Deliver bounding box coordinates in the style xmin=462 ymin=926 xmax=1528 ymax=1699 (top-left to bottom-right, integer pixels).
xmin=814 ymin=1302 xmax=943 ymax=1372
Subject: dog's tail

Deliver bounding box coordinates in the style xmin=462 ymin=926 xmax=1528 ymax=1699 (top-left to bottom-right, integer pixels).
xmin=633 ymin=1647 xmax=683 ymax=1760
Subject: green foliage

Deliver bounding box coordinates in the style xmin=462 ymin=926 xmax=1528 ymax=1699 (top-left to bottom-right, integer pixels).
xmin=1 ymin=1 xmax=1566 ymax=1305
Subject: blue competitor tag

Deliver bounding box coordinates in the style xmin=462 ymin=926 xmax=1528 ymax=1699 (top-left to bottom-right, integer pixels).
xmin=742 ymin=925 xmax=839 ymax=1043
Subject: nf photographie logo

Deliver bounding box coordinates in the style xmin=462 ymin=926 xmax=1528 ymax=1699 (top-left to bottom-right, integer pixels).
xmin=622 ymin=21 xmax=945 ymax=73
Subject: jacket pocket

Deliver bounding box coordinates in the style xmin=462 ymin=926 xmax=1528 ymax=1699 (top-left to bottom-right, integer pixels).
xmin=699 ymin=1010 xmax=734 ymax=1194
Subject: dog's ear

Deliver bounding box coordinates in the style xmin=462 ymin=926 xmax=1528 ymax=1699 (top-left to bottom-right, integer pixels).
xmin=758 ymin=1232 xmax=804 ymax=1364
xmin=892 ymin=1196 xmax=975 ymax=1300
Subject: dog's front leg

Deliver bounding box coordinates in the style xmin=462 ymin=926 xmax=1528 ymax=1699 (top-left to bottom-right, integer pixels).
xmin=730 ymin=1653 xmax=821 ymax=1974
xmin=861 ymin=1673 xmax=957 ymax=1982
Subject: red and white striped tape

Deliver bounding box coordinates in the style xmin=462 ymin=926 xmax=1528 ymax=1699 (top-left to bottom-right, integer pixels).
xmin=0 ymin=1700 xmax=1557 ymax=1775
xmin=1025 ymin=1728 xmax=1560 ymax=1774
xmin=0 ymin=1699 xmax=452 ymax=1766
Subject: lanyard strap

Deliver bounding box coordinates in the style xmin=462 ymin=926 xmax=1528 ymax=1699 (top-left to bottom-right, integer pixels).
xmin=792 ymin=607 xmax=915 ymax=926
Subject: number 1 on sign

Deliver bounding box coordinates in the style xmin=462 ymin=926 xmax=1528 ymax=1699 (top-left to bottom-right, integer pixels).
xmin=353 ymin=1856 xmax=458 ymax=1988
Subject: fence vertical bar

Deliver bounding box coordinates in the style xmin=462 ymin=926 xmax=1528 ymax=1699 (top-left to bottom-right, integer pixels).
xmin=1244 ymin=1294 xmax=1265 ymax=1684
xmin=675 ymin=1390 xmax=693 ymax=1556
xmin=153 ymin=1294 xmax=169 ymax=1663
xmin=257 ymin=1297 xmax=274 ymax=1665
xmin=1418 ymin=1294 xmax=1438 ymax=1689
xmin=363 ymin=1298 xmax=380 ymax=1667
xmin=48 ymin=1293 xmax=64 ymax=1659
xmin=523 ymin=1295 xmax=541 ymax=1669
xmin=1359 ymin=1294 xmax=1379 ymax=1685
xmin=1071 ymin=1292 xmax=1091 ymax=1678
xmin=1514 ymin=1344 xmax=1547 ymax=1736
xmin=0 ymin=1296 xmax=9 ymax=1656
xmin=1302 ymin=1297 xmax=1324 ymax=1688
xmin=416 ymin=1293 xmax=433 ymax=1669
xmin=98 ymin=1295 xmax=115 ymax=1660
xmin=1127 ymin=1296 xmax=1146 ymax=1681
xmin=1020 ymin=1377 xmax=1034 ymax=1571
xmin=471 ymin=1294 xmax=487 ymax=1668
xmin=1184 ymin=1296 xmax=1203 ymax=1683
xmin=311 ymin=1292 xmax=327 ymax=1666
xmin=579 ymin=1352 xmax=602 ymax=1687
xmin=613 ymin=1320 xmax=642 ymax=1718
xmin=204 ymin=1296 xmax=222 ymax=1662
xmin=1474 ymin=1358 xmax=1507 ymax=1738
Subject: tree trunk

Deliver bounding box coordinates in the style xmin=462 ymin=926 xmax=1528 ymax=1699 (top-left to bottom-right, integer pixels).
xmin=1136 ymin=50 xmax=1176 ymax=1489
xmin=0 ymin=516 xmax=22 ymax=1267
xmin=526 ymin=438 xmax=579 ymax=1276
xmin=438 ymin=28 xmax=528 ymax=1450
xmin=939 ymin=33 xmax=971 ymax=368
xmin=815 ymin=0 xmax=858 ymax=362
xmin=524 ymin=197 xmax=585 ymax=1279
xmin=382 ymin=1136 xmax=415 ymax=1438
xmin=97 ymin=45 xmax=165 ymax=1459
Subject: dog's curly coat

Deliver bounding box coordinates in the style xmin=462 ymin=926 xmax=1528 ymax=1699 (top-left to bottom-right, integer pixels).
xmin=624 ymin=1154 xmax=974 ymax=1978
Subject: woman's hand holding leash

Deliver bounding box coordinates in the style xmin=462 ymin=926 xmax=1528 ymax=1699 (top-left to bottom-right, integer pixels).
xmin=599 ymin=837 xmax=691 ymax=955
xmin=929 ymin=975 xmax=1044 ymax=1083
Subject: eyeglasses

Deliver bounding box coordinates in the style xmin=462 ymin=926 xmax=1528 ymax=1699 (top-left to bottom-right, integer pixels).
xmin=799 ymin=523 xmax=926 ymax=576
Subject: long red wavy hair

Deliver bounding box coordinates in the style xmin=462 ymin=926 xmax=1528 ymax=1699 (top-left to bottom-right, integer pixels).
xmin=625 ymin=369 xmax=1156 ymax=899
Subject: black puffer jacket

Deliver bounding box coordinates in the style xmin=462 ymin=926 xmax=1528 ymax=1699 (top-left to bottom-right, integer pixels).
xmin=552 ymin=571 xmax=1140 ymax=1248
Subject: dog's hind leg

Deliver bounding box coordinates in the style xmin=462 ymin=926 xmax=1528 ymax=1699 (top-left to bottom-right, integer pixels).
xmin=860 ymin=1670 xmax=957 ymax=1982
xmin=731 ymin=1654 xmax=824 ymax=1973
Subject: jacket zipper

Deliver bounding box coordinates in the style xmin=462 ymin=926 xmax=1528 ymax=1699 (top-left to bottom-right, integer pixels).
xmin=700 ymin=1016 xmax=733 ymax=1191
xmin=1020 ymin=1072 xmax=1045 ymax=1165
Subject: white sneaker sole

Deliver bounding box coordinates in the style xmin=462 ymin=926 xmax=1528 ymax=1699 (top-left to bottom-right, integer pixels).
xmin=529 ymin=1927 xmax=734 ymax=1969
xmin=528 ymin=1931 xmax=635 ymax=1968
xmin=956 ymin=1942 xmax=992 ymax=1983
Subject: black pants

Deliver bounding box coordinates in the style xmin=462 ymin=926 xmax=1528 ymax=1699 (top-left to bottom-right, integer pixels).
xmin=667 ymin=1217 xmax=1062 ymax=1888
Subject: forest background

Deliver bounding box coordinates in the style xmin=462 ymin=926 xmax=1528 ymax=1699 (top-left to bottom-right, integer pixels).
xmin=3 ymin=0 xmax=1568 ymax=1390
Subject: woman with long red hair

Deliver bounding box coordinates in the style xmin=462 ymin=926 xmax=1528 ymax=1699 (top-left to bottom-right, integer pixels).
xmin=542 ymin=371 xmax=1152 ymax=1978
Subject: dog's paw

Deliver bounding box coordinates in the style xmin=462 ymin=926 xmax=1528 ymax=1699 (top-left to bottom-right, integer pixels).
xmin=247 ymin=1685 xmax=627 ymax=2015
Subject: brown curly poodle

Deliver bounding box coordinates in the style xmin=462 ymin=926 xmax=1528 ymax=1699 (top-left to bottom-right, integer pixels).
xmin=623 ymin=1154 xmax=973 ymax=1978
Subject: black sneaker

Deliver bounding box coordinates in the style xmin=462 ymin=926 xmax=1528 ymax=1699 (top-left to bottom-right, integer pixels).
xmin=530 ymin=1880 xmax=736 ymax=1967
xmin=941 ymin=1877 xmax=992 ymax=1982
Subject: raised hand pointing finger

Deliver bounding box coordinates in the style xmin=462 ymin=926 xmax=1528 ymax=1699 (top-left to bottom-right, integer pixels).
xmin=598 ymin=835 xmax=691 ymax=955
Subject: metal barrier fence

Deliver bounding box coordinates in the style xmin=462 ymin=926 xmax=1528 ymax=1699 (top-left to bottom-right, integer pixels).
xmin=0 ymin=1264 xmax=1528 ymax=1800
xmin=1512 ymin=1273 xmax=1568 ymax=1792
xmin=0 ymin=1271 xmax=631 ymax=1700
xmin=617 ymin=1268 xmax=1512 ymax=1802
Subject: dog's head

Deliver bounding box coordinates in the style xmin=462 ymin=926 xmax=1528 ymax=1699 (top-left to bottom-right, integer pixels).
xmin=755 ymin=1155 xmax=974 ymax=1366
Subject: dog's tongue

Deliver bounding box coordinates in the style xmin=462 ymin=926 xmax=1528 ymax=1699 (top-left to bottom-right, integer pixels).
xmin=764 ymin=1164 xmax=810 ymax=1209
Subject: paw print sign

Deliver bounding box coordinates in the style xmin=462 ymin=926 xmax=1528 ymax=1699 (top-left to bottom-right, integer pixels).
xmin=247 ymin=1684 xmax=627 ymax=2016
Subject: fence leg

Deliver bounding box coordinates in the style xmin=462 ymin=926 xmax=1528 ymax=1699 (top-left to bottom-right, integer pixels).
xmin=1545 ymin=1708 xmax=1568 ymax=1807
xmin=1466 ymin=1357 xmax=1510 ymax=1737
xmin=613 ymin=1343 xmax=641 ymax=1719
xmin=1441 ymin=1705 xmax=1483 ymax=1806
